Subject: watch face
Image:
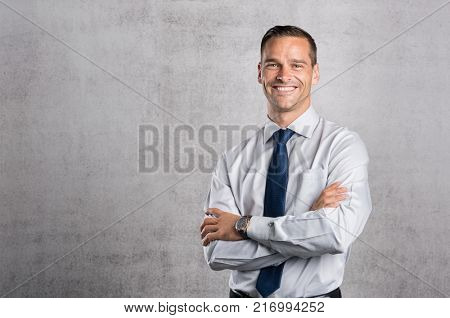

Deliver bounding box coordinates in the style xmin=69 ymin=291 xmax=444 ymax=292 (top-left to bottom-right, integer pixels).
xmin=237 ymin=218 xmax=245 ymax=231
xmin=235 ymin=217 xmax=248 ymax=239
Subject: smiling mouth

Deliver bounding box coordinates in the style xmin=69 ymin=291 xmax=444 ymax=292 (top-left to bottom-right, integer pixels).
xmin=272 ymin=85 xmax=297 ymax=93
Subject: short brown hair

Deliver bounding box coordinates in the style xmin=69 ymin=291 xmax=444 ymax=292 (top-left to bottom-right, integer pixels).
xmin=260 ymin=25 xmax=317 ymax=65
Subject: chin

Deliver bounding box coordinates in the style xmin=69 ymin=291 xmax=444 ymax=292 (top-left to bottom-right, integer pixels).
xmin=273 ymin=102 xmax=297 ymax=112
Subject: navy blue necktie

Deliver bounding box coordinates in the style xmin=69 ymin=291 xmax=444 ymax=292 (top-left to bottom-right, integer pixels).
xmin=256 ymin=128 xmax=295 ymax=298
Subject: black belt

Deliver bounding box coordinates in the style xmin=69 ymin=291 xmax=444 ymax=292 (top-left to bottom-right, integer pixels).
xmin=229 ymin=287 xmax=342 ymax=298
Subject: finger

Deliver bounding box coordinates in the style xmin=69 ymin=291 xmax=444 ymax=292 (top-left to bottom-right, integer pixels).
xmin=325 ymin=188 xmax=341 ymax=199
xmin=324 ymin=183 xmax=341 ymax=194
xmin=200 ymin=217 xmax=218 ymax=232
xmin=326 ymin=187 xmax=347 ymax=197
xmin=200 ymin=218 xmax=218 ymax=233
xmin=201 ymin=225 xmax=219 ymax=239
xmin=206 ymin=208 xmax=222 ymax=217
xmin=336 ymin=187 xmax=348 ymax=194
xmin=324 ymin=194 xmax=347 ymax=205
xmin=202 ymin=231 xmax=219 ymax=246
xmin=334 ymin=194 xmax=349 ymax=201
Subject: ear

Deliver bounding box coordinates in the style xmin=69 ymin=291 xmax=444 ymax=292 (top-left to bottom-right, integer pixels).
xmin=257 ymin=62 xmax=262 ymax=84
xmin=312 ymin=63 xmax=320 ymax=85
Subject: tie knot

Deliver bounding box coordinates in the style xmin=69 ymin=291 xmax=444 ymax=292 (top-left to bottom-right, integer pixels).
xmin=273 ymin=128 xmax=295 ymax=145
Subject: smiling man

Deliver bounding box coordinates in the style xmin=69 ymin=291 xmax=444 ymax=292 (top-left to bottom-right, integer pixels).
xmin=200 ymin=26 xmax=372 ymax=298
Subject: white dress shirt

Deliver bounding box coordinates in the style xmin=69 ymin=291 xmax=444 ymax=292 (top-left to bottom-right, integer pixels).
xmin=203 ymin=105 xmax=372 ymax=297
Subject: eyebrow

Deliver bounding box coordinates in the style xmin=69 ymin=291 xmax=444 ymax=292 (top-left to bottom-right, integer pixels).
xmin=263 ymin=58 xmax=308 ymax=64
xmin=290 ymin=59 xmax=308 ymax=64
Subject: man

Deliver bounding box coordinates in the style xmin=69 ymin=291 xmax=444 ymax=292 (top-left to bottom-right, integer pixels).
xmin=200 ymin=25 xmax=372 ymax=298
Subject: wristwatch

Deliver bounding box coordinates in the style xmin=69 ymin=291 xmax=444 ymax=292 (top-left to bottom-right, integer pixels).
xmin=235 ymin=216 xmax=252 ymax=239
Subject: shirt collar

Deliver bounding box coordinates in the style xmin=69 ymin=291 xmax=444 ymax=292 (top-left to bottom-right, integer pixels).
xmin=263 ymin=105 xmax=320 ymax=143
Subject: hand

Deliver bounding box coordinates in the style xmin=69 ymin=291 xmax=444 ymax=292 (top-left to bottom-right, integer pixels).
xmin=200 ymin=208 xmax=242 ymax=246
xmin=311 ymin=182 xmax=348 ymax=210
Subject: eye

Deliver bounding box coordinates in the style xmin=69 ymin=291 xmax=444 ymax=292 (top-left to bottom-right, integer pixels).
xmin=266 ymin=63 xmax=278 ymax=68
xmin=293 ymin=64 xmax=303 ymax=69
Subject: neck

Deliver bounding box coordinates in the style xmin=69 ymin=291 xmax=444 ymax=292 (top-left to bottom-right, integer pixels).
xmin=267 ymin=97 xmax=311 ymax=128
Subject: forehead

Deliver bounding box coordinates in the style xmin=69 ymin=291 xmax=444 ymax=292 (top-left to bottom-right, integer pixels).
xmin=262 ymin=36 xmax=312 ymax=63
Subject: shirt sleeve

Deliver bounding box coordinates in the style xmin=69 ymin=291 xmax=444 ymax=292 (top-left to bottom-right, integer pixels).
xmin=247 ymin=132 xmax=373 ymax=259
xmin=202 ymin=153 xmax=289 ymax=271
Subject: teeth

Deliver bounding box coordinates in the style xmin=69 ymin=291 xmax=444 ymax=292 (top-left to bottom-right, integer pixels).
xmin=275 ymin=86 xmax=295 ymax=91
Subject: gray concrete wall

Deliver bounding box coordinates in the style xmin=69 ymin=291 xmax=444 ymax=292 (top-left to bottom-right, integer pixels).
xmin=0 ymin=0 xmax=449 ymax=297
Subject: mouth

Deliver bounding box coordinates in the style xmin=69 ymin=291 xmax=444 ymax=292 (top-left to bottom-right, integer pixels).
xmin=271 ymin=85 xmax=298 ymax=94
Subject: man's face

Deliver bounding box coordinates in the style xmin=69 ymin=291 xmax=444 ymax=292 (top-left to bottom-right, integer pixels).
xmin=258 ymin=36 xmax=319 ymax=113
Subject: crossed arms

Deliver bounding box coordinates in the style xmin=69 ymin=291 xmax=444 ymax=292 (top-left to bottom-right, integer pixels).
xmin=201 ymin=133 xmax=372 ymax=271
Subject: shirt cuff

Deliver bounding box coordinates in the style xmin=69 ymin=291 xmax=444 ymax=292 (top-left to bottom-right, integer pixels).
xmin=247 ymin=216 xmax=274 ymax=242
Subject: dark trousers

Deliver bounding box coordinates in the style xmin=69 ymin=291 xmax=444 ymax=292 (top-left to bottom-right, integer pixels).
xmin=229 ymin=287 xmax=342 ymax=298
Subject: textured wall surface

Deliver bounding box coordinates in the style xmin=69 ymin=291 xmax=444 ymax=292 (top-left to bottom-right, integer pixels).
xmin=0 ymin=0 xmax=449 ymax=297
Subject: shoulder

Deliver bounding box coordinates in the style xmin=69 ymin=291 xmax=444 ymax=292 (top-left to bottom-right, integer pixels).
xmin=320 ymin=118 xmax=370 ymax=168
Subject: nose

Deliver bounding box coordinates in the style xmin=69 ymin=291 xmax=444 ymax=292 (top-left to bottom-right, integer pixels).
xmin=276 ymin=66 xmax=292 ymax=82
